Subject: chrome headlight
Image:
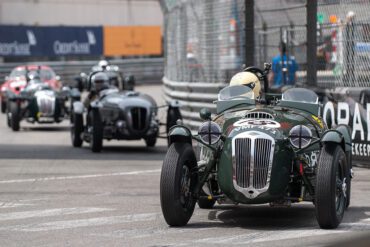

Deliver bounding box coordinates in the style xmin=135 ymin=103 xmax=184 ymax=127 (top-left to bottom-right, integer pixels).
xmin=198 ymin=121 xmax=222 ymax=145
xmin=289 ymin=125 xmax=312 ymax=149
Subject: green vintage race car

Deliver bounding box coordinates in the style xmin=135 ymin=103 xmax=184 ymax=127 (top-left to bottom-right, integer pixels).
xmin=160 ymin=64 xmax=353 ymax=229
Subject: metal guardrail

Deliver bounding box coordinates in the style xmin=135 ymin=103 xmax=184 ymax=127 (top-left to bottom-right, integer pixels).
xmin=0 ymin=58 xmax=164 ymax=86
xmin=163 ymin=77 xmax=227 ymax=130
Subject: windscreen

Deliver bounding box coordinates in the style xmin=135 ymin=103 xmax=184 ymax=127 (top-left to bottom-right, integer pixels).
xmin=218 ymin=85 xmax=255 ymax=101
xmin=281 ymin=88 xmax=318 ymax=104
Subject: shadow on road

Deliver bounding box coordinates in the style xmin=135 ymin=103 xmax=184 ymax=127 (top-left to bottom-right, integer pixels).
xmin=0 ymin=143 xmax=167 ymax=161
xmin=186 ymin=204 xmax=370 ymax=231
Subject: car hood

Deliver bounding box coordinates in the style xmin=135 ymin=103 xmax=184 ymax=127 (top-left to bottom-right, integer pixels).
xmin=215 ymin=106 xmax=324 ymax=140
xmin=100 ymin=91 xmax=157 ymax=110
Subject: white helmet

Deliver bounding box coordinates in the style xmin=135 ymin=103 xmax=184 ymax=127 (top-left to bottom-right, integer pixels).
xmin=91 ymin=72 xmax=109 ymax=92
xmin=98 ymin=60 xmax=109 ymax=70
xmin=229 ymin=71 xmax=261 ymax=98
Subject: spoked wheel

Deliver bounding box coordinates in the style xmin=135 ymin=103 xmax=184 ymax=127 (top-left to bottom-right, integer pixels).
xmin=315 ymin=145 xmax=349 ymax=229
xmin=89 ymin=109 xmax=103 ymax=153
xmin=160 ymin=142 xmax=198 ymax=226
xmin=71 ymin=113 xmax=84 ymax=147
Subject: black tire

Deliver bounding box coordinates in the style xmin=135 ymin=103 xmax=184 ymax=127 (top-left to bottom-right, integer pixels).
xmin=145 ymin=137 xmax=157 ymax=147
xmin=9 ymin=101 xmax=20 ymax=131
xmin=1 ymin=100 xmax=6 ymax=114
xmin=345 ymin=151 xmax=352 ymax=209
xmin=197 ymin=190 xmax=216 ymax=209
xmin=315 ymin=145 xmax=349 ymax=229
xmin=89 ymin=109 xmax=103 ymax=152
xmin=166 ymin=106 xmax=182 ymax=145
xmin=71 ymin=113 xmax=83 ymax=147
xmin=160 ymin=142 xmax=198 ymax=226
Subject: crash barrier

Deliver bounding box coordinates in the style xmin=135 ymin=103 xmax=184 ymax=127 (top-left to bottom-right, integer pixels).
xmin=163 ymin=74 xmax=370 ymax=165
xmin=0 ymin=58 xmax=164 ymax=86
xmin=163 ymin=77 xmax=226 ymax=130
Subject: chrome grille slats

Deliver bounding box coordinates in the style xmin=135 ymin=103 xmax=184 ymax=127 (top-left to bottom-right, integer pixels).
xmin=232 ymin=131 xmax=275 ymax=199
xmin=245 ymin=112 xmax=274 ymax=119
xmin=235 ymin=138 xmax=251 ymax=187
xmin=253 ymin=138 xmax=272 ymax=189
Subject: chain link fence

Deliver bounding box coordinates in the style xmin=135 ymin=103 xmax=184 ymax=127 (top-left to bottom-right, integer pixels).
xmin=161 ymin=0 xmax=245 ymax=84
xmin=162 ymin=0 xmax=370 ymax=89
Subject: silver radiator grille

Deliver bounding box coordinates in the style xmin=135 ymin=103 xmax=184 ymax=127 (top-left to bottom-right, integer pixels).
xmin=233 ymin=131 xmax=275 ymax=198
xmin=245 ymin=112 xmax=274 ymax=119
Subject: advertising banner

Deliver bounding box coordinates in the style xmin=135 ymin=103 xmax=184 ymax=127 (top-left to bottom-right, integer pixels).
xmin=103 ymin=26 xmax=161 ymax=56
xmin=0 ymin=25 xmax=103 ymax=56
xmin=321 ymin=88 xmax=370 ymax=164
xmin=0 ymin=26 xmax=42 ymax=56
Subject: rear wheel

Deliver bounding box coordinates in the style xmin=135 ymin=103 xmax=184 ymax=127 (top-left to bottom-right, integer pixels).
xmin=145 ymin=137 xmax=157 ymax=147
xmin=71 ymin=113 xmax=83 ymax=147
xmin=197 ymin=190 xmax=216 ymax=209
xmin=160 ymin=142 xmax=198 ymax=226
xmin=89 ymin=109 xmax=103 ymax=152
xmin=9 ymin=101 xmax=20 ymax=131
xmin=1 ymin=100 xmax=6 ymax=113
xmin=315 ymin=145 xmax=348 ymax=229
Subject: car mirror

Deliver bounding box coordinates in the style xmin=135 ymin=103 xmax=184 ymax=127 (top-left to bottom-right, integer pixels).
xmin=200 ymin=108 xmax=211 ymax=121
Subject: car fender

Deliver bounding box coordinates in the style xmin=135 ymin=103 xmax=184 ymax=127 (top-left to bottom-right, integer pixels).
xmin=168 ymin=125 xmax=192 ymax=145
xmin=90 ymin=100 xmax=103 ymax=109
xmin=321 ymin=129 xmax=349 ymax=152
xmin=73 ymin=101 xmax=84 ymax=114
xmin=335 ymin=124 xmax=352 ymax=152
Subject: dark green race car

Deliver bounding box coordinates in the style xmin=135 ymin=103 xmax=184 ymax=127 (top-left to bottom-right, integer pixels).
xmin=160 ymin=64 xmax=353 ymax=229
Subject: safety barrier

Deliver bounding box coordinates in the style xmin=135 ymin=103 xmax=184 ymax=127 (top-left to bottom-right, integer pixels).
xmin=163 ymin=77 xmax=227 ymax=130
xmin=0 ymin=58 xmax=164 ymax=86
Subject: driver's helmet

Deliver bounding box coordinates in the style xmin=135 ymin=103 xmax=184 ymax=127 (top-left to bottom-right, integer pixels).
xmin=91 ymin=72 xmax=109 ymax=92
xmin=229 ymin=71 xmax=261 ymax=98
xmin=98 ymin=60 xmax=109 ymax=70
xmin=27 ymin=71 xmax=41 ymax=82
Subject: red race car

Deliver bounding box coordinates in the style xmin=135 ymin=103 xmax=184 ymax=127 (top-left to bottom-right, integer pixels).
xmin=0 ymin=65 xmax=61 ymax=113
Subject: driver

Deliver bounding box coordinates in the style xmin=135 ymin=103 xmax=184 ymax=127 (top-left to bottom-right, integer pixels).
xmin=229 ymin=71 xmax=261 ymax=98
xmin=83 ymin=72 xmax=110 ymax=108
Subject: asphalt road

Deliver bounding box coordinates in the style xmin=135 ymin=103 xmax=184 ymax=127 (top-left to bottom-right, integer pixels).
xmin=0 ymin=85 xmax=370 ymax=247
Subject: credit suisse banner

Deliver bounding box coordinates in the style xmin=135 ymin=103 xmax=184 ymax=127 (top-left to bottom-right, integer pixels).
xmin=0 ymin=25 xmax=102 ymax=56
xmin=0 ymin=25 xmax=161 ymax=57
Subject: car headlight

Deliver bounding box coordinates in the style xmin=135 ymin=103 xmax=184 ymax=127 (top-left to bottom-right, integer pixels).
xmin=198 ymin=121 xmax=222 ymax=145
xmin=289 ymin=125 xmax=312 ymax=149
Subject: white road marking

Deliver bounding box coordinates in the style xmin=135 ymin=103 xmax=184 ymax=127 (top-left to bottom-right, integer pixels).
xmin=0 ymin=213 xmax=159 ymax=232
xmin=0 ymin=207 xmax=112 ymax=221
xmin=0 ymin=169 xmax=161 ymax=184
xmin=0 ymin=203 xmax=34 ymax=209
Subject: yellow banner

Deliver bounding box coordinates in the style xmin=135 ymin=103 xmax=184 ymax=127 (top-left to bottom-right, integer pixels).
xmin=104 ymin=26 xmax=161 ymax=56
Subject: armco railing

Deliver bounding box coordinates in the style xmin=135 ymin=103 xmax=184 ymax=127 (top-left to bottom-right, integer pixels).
xmin=0 ymin=58 xmax=164 ymax=86
xmin=163 ymin=77 xmax=227 ymax=130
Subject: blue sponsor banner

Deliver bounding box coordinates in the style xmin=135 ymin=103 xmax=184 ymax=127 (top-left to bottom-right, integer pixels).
xmin=0 ymin=25 xmax=103 ymax=56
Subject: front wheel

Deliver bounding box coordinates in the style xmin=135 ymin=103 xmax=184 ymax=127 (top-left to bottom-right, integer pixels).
xmin=89 ymin=110 xmax=103 ymax=153
xmin=160 ymin=142 xmax=198 ymax=226
xmin=9 ymin=101 xmax=20 ymax=131
xmin=315 ymin=145 xmax=349 ymax=229
xmin=71 ymin=113 xmax=83 ymax=147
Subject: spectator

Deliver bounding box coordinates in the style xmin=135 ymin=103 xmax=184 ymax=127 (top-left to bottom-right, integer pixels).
xmin=268 ymin=42 xmax=298 ymax=88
